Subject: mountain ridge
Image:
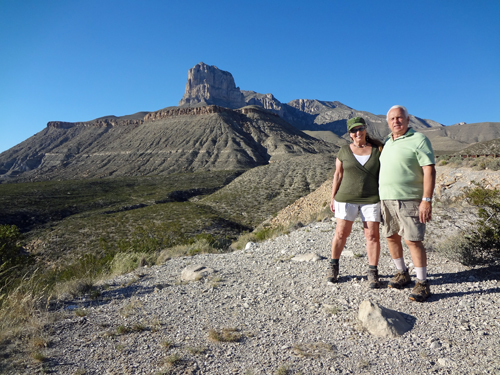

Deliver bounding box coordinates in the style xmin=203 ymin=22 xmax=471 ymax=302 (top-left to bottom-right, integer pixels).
xmin=0 ymin=105 xmax=335 ymax=183
xmin=2 ymin=62 xmax=500 ymax=182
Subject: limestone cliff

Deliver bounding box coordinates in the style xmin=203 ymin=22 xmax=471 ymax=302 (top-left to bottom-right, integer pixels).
xmin=178 ymin=62 xmax=246 ymax=109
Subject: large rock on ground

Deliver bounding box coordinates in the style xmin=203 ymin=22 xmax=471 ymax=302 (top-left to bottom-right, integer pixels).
xmin=358 ymin=300 xmax=411 ymax=338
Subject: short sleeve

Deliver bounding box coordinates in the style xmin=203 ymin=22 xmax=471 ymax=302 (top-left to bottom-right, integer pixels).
xmin=416 ymin=136 xmax=435 ymax=166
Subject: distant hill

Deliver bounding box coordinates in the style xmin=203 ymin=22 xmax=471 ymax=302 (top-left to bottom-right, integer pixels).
xmin=455 ymin=137 xmax=500 ymax=155
xmin=0 ymin=105 xmax=335 ymax=183
xmin=420 ymin=122 xmax=500 ymax=153
xmin=302 ymin=130 xmax=349 ymax=147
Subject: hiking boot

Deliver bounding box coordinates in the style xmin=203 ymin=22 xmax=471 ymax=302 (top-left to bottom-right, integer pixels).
xmin=367 ymin=269 xmax=381 ymax=289
xmin=409 ymin=280 xmax=431 ymax=302
xmin=326 ymin=262 xmax=339 ymax=284
xmin=388 ymin=269 xmax=411 ymax=289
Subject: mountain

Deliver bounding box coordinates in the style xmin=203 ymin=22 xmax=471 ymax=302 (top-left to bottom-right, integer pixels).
xmin=181 ymin=63 xmax=445 ymax=142
xmin=456 ymin=137 xmax=500 ymax=156
xmin=0 ymin=105 xmax=335 ymax=183
xmin=419 ymin=122 xmax=500 ymax=153
xmin=2 ymin=62 xmax=500 ymax=183
xmin=178 ymin=63 xmax=246 ymax=108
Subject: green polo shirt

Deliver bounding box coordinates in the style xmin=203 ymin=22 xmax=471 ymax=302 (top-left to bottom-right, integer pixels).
xmin=379 ymin=128 xmax=435 ymax=200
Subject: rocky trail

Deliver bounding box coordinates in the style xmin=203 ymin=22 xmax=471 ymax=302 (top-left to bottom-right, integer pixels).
xmin=17 ymin=204 xmax=500 ymax=375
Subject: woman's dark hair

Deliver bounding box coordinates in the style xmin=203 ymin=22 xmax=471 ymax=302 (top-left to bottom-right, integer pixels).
xmin=366 ymin=134 xmax=384 ymax=152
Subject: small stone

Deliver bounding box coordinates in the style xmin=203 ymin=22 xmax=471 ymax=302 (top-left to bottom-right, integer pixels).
xmin=430 ymin=341 xmax=442 ymax=349
xmin=438 ymin=358 xmax=454 ymax=367
xmin=291 ymin=253 xmax=324 ymax=262
xmin=245 ymin=242 xmax=256 ymax=250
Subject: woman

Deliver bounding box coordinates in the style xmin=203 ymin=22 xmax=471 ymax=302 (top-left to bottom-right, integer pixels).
xmin=327 ymin=117 xmax=384 ymax=288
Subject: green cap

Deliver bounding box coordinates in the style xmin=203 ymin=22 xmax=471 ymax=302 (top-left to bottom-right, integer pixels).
xmin=347 ymin=117 xmax=366 ymax=131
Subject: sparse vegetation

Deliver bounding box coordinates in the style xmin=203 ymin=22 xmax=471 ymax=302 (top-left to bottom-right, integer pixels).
xmin=0 ymin=172 xmax=250 ymax=347
xmin=74 ymin=308 xmax=88 ymax=317
xmin=0 ymin=224 xmax=31 ymax=285
xmin=323 ymin=304 xmax=340 ymax=316
xmin=275 ymin=364 xmax=291 ymax=375
xmin=232 ymin=224 xmax=290 ymax=250
xmin=292 ymin=342 xmax=336 ymax=358
xmin=132 ymin=323 xmax=146 ymax=332
xmin=119 ymin=299 xmax=143 ymax=317
xmin=436 ymin=183 xmax=500 ymax=265
xmin=187 ymin=346 xmax=207 ymax=355
xmin=116 ymin=325 xmax=130 ymax=335
xmin=436 ymin=155 xmax=500 ymax=171
xmin=161 ymin=340 xmax=174 ymax=350
xmin=163 ymin=353 xmax=182 ymax=367
xmin=31 ymin=351 xmax=47 ymax=362
xmin=208 ymin=328 xmax=242 ymax=343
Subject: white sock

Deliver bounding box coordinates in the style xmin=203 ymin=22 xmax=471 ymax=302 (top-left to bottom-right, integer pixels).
xmin=415 ymin=267 xmax=427 ymax=281
xmin=393 ymin=258 xmax=407 ymax=271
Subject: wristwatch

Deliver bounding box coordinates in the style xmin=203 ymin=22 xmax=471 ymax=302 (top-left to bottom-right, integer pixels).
xmin=422 ymin=197 xmax=432 ymax=202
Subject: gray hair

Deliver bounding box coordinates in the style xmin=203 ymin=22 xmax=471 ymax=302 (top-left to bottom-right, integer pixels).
xmin=386 ymin=105 xmax=409 ymax=121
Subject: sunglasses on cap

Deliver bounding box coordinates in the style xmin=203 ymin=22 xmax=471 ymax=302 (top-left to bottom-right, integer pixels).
xmin=349 ymin=126 xmax=366 ymax=133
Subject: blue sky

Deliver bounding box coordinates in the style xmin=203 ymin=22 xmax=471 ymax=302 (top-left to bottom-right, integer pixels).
xmin=1 ymin=0 xmax=499 ymax=153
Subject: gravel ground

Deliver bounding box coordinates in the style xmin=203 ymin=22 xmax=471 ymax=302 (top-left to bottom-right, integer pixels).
xmin=18 ymin=210 xmax=500 ymax=375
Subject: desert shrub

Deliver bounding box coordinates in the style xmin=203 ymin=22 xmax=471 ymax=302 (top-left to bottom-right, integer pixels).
xmin=446 ymin=155 xmax=465 ymax=167
xmin=156 ymin=235 xmax=232 ymax=263
xmin=315 ymin=205 xmax=334 ymax=222
xmin=436 ymin=183 xmax=500 ymax=266
xmin=436 ymin=155 xmax=450 ymax=166
xmin=41 ymin=251 xmax=115 ymax=291
xmin=232 ymin=225 xmax=291 ymax=250
xmin=0 ymin=270 xmax=49 ymax=340
xmin=0 ymin=225 xmax=31 ymax=284
xmin=110 ymin=252 xmax=157 ymax=275
xmin=208 ymin=328 xmax=242 ymax=342
xmin=485 ymin=158 xmax=500 ymax=171
xmin=232 ymin=231 xmax=257 ymax=250
xmin=469 ymin=158 xmax=486 ymax=170
xmin=52 ymin=278 xmax=96 ymax=299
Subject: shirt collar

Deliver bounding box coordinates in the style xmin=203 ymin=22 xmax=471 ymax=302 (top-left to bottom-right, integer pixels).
xmin=386 ymin=127 xmax=415 ymax=142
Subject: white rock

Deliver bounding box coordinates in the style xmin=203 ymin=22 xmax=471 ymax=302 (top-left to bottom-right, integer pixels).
xmin=245 ymin=242 xmax=256 ymax=250
xmin=180 ymin=264 xmax=215 ymax=281
xmin=358 ymin=300 xmax=412 ymax=338
xmin=291 ymin=253 xmax=325 ymax=262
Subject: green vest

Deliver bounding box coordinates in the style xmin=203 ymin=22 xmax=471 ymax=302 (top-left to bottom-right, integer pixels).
xmin=334 ymin=145 xmax=380 ymax=204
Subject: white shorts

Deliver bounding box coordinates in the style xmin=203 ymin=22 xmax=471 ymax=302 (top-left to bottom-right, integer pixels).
xmin=334 ymin=201 xmax=381 ymax=222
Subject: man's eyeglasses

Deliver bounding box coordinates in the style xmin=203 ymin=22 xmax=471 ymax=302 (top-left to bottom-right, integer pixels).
xmin=349 ymin=126 xmax=366 ymax=133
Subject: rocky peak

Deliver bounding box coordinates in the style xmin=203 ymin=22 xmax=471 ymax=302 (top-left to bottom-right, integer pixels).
xmin=178 ymin=62 xmax=246 ymax=109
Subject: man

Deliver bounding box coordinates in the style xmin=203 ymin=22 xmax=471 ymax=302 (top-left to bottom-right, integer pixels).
xmin=379 ymin=105 xmax=436 ymax=302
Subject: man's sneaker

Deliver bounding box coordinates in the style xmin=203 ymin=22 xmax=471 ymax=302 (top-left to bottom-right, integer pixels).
xmin=409 ymin=280 xmax=431 ymax=302
xmin=388 ymin=270 xmax=411 ymax=289
xmin=326 ymin=262 xmax=339 ymax=284
xmin=367 ymin=269 xmax=381 ymax=289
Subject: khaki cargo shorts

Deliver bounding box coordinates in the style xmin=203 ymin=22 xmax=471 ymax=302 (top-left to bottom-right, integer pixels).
xmin=380 ymin=200 xmax=426 ymax=241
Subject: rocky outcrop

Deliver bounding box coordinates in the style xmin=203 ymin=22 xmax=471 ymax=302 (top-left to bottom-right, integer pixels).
xmin=242 ymin=91 xmax=286 ymax=117
xmin=48 ymin=118 xmax=144 ymax=129
xmin=177 ymin=63 xmax=446 ymax=142
xmin=178 ymin=62 xmax=246 ymax=108
xmin=144 ymin=105 xmax=232 ymax=122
